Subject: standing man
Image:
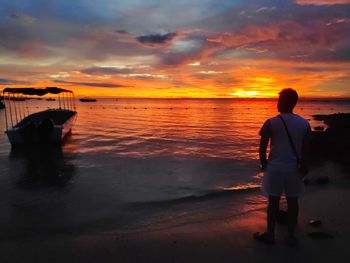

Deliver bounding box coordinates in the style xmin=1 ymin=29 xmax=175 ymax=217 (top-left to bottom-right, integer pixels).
xmin=254 ymin=88 xmax=311 ymax=246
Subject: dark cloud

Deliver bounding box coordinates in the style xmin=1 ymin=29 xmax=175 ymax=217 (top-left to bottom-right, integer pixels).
xmin=137 ymin=32 xmax=177 ymax=46
xmin=10 ymin=13 xmax=21 ymax=19
xmin=0 ymin=78 xmax=32 ymax=85
xmin=81 ymin=66 xmax=133 ymax=75
xmin=0 ymin=15 xmax=155 ymax=61
xmin=198 ymin=2 xmax=350 ymax=64
xmin=290 ymin=65 xmax=344 ymax=72
xmin=157 ymin=32 xmax=219 ymax=66
xmin=0 ymin=14 xmax=77 ymax=58
xmin=115 ymin=30 xmax=129 ymax=34
xmin=54 ymin=80 xmax=129 ymax=88
xmin=238 ymin=18 xmax=350 ymax=62
xmin=9 ymin=13 xmax=37 ymax=24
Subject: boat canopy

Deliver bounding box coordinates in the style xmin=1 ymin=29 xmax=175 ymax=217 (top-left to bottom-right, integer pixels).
xmin=2 ymin=87 xmax=76 ymax=130
xmin=3 ymin=87 xmax=72 ymax=96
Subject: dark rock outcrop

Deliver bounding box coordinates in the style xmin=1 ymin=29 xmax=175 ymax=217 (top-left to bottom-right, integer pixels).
xmin=310 ymin=113 xmax=350 ymax=167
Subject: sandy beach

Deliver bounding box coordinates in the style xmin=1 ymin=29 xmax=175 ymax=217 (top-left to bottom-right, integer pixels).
xmin=0 ymin=161 xmax=349 ymax=263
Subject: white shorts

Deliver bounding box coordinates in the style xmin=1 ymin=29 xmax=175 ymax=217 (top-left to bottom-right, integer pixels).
xmin=262 ymin=170 xmax=304 ymax=198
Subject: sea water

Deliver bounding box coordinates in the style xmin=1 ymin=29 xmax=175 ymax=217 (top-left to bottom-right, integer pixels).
xmin=0 ymin=98 xmax=349 ymax=235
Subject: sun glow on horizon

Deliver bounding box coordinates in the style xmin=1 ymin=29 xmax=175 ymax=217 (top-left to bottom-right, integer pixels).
xmin=231 ymin=90 xmax=260 ymax=98
xmin=230 ymin=89 xmax=278 ymax=98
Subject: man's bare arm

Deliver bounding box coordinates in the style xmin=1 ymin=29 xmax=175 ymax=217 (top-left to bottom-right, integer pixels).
xmin=259 ymin=135 xmax=269 ymax=171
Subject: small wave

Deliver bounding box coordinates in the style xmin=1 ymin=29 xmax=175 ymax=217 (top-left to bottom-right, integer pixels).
xmin=127 ymin=184 xmax=260 ymax=207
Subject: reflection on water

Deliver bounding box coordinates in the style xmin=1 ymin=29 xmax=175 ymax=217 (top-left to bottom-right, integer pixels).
xmin=3 ymin=98 xmax=350 ymax=160
xmin=10 ymin=145 xmax=75 ymax=189
xmin=0 ymin=143 xmax=77 ymax=238
xmin=73 ymin=98 xmax=350 ymax=159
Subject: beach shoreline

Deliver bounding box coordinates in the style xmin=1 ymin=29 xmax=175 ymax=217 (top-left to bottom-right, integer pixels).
xmin=1 ymin=162 xmax=349 ymax=263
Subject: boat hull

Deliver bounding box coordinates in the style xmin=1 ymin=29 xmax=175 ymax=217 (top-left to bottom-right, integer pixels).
xmin=6 ymin=111 xmax=77 ymax=146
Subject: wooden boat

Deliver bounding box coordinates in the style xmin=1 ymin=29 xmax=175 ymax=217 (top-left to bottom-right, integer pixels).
xmin=79 ymin=97 xmax=97 ymax=102
xmin=2 ymin=87 xmax=77 ymax=146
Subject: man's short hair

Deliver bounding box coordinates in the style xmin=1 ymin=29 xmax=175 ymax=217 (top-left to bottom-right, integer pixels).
xmin=279 ymin=88 xmax=298 ymax=110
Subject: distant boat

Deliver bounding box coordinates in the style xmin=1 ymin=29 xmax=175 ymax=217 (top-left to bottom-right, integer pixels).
xmin=80 ymin=98 xmax=97 ymax=102
xmin=8 ymin=97 xmax=26 ymax=101
xmin=2 ymin=87 xmax=77 ymax=146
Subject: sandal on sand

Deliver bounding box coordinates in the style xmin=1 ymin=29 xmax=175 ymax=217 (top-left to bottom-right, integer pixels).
xmin=286 ymin=235 xmax=297 ymax=247
xmin=253 ymin=232 xmax=275 ymax=245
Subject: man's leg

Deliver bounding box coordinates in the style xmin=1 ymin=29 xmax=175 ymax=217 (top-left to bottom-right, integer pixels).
xmin=286 ymin=197 xmax=298 ymax=237
xmin=267 ymin=195 xmax=280 ymax=239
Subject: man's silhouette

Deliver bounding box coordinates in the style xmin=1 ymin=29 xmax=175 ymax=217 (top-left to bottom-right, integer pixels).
xmin=255 ymin=88 xmax=311 ymax=246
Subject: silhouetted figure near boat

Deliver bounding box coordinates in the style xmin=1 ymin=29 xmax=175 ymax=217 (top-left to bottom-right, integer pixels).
xmin=37 ymin=118 xmax=55 ymax=143
xmin=254 ymin=88 xmax=312 ymax=246
xmin=19 ymin=118 xmax=55 ymax=144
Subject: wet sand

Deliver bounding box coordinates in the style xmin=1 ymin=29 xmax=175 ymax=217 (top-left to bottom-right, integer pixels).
xmin=1 ymin=162 xmax=349 ymax=263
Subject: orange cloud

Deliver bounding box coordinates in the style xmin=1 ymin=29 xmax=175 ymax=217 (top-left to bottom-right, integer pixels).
xmin=3 ymin=58 xmax=349 ymax=98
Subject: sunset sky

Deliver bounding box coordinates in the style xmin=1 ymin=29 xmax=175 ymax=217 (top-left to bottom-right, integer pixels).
xmin=1 ymin=0 xmax=350 ymax=98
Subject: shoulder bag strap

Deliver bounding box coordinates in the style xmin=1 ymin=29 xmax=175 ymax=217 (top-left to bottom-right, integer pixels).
xmin=278 ymin=115 xmax=300 ymax=160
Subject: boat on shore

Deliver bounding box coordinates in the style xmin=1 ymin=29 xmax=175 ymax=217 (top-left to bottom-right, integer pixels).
xmin=79 ymin=97 xmax=97 ymax=102
xmin=2 ymin=87 xmax=77 ymax=147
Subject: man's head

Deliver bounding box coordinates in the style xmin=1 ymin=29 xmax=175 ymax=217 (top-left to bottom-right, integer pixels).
xmin=278 ymin=88 xmax=298 ymax=113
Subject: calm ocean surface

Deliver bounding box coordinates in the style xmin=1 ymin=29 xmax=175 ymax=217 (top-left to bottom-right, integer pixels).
xmin=0 ymin=98 xmax=350 ymax=234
